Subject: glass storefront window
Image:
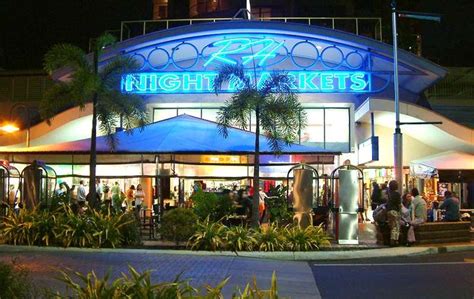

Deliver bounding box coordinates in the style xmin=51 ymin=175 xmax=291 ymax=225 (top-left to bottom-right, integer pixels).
xmin=301 ymin=109 xmax=324 ymax=147
xmin=177 ymin=108 xmax=201 ymax=118
xmin=153 ymin=106 xmax=352 ymax=152
xmin=201 ymin=109 xmax=220 ymax=122
xmin=250 ymin=112 xmax=256 ymax=132
xmin=154 ymin=109 xmax=177 ymax=122
xmin=325 ymin=109 xmax=350 ymax=152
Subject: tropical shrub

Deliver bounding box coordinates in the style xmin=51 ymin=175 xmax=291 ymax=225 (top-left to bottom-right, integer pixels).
xmin=0 ymin=209 xmax=37 ymax=246
xmin=160 ymin=208 xmax=198 ymax=245
xmin=56 ymin=209 xmax=97 ymax=248
xmin=192 ymin=190 xmax=235 ymax=222
xmin=31 ymin=209 xmax=61 ymax=246
xmin=307 ymin=224 xmax=332 ymax=249
xmin=0 ymin=261 xmax=35 ymax=299
xmin=187 ymin=220 xmax=331 ymax=252
xmin=118 ymin=212 xmax=142 ymax=247
xmin=266 ymin=185 xmax=294 ymax=225
xmin=282 ymin=224 xmax=330 ymax=251
xmin=91 ymin=209 xmax=138 ymax=248
xmin=223 ymin=225 xmax=256 ymax=252
xmin=254 ymin=223 xmax=284 ymax=252
xmin=56 ymin=266 xmax=279 ymax=299
xmin=0 ymin=205 xmax=141 ymax=248
xmin=188 ymin=216 xmax=227 ymax=251
xmin=234 ymin=271 xmax=279 ymax=299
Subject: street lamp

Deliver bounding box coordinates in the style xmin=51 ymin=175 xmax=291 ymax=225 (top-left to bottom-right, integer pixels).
xmin=0 ymin=104 xmax=32 ymax=147
xmin=391 ymin=0 xmax=403 ymax=191
xmin=391 ymin=0 xmax=441 ymax=191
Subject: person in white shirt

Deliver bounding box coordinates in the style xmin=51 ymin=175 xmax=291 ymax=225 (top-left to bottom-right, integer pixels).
xmin=77 ymin=180 xmax=87 ymax=206
xmin=134 ymin=184 xmax=145 ymax=218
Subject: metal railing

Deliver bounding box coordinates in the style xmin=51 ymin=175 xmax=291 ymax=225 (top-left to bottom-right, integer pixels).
xmin=120 ymin=17 xmax=383 ymax=42
xmin=426 ymin=67 xmax=474 ymax=100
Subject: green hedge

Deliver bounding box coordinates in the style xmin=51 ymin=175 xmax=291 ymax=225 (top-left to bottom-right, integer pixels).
xmin=160 ymin=208 xmax=198 ymax=245
xmin=191 ymin=190 xmax=234 ymax=221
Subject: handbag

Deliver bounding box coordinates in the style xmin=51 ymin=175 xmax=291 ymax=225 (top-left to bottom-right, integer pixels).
xmin=373 ymin=204 xmax=387 ymax=223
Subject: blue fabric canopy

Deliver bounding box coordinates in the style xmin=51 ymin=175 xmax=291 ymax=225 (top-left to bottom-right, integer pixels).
xmin=2 ymin=114 xmax=337 ymax=155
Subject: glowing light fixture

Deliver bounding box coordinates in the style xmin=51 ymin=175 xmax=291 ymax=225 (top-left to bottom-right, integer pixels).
xmin=0 ymin=123 xmax=20 ymax=133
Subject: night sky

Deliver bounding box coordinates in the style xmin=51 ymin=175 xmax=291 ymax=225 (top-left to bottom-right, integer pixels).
xmin=0 ymin=0 xmax=473 ymax=70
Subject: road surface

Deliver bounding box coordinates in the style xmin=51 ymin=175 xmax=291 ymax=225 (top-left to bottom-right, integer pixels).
xmin=1 ymin=247 xmax=474 ymax=298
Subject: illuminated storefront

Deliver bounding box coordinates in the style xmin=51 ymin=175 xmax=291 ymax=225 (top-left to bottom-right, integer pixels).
xmin=2 ymin=20 xmax=472 ymax=206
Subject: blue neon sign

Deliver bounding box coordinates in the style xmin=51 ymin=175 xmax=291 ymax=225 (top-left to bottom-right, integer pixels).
xmin=204 ymin=38 xmax=285 ymax=67
xmin=121 ymin=71 xmax=371 ymax=94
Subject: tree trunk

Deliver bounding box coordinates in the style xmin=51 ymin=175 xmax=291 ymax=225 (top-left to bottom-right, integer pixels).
xmin=88 ymin=47 xmax=99 ymax=207
xmin=252 ymin=106 xmax=260 ymax=227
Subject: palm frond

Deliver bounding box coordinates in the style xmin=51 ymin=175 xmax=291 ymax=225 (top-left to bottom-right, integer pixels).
xmin=260 ymin=93 xmax=305 ymax=153
xmin=216 ymin=91 xmax=256 ymax=137
xmin=40 ymin=83 xmax=78 ymax=124
xmin=43 ymin=44 xmax=89 ymax=74
xmin=212 ymin=64 xmax=251 ymax=94
xmin=96 ymin=89 xmax=147 ymax=151
xmin=96 ymin=101 xmax=119 ymax=150
xmin=94 ymin=33 xmax=117 ymax=52
xmin=100 ymin=56 xmax=139 ymax=89
xmin=69 ymin=69 xmax=99 ymax=104
xmin=259 ymin=71 xmax=294 ymax=96
xmin=99 ymin=90 xmax=148 ymax=131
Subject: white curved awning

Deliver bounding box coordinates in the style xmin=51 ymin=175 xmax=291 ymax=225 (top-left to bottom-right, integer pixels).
xmin=355 ymin=98 xmax=474 ymax=154
xmin=411 ymin=151 xmax=474 ymax=170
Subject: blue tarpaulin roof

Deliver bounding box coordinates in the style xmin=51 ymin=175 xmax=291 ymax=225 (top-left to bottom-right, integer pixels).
xmin=1 ymin=114 xmax=337 ymax=155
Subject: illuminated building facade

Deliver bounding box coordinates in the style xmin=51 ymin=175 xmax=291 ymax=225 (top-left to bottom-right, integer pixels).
xmin=0 ymin=19 xmax=472 ymax=207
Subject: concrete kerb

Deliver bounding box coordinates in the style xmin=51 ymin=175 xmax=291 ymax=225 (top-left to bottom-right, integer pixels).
xmin=1 ymin=244 xmax=473 ymax=260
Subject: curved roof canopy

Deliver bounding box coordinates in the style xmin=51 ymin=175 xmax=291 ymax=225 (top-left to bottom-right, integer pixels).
xmin=69 ymin=21 xmax=448 ymax=105
xmin=0 ymin=114 xmax=337 ymax=156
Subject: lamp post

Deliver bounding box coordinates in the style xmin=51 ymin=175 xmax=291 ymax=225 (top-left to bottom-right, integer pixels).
xmin=391 ymin=1 xmax=442 ymax=191
xmin=391 ymin=0 xmax=403 ymax=191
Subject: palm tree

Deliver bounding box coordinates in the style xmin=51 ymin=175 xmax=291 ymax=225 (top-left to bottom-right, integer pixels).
xmin=41 ymin=33 xmax=147 ymax=203
xmin=213 ymin=64 xmax=306 ymax=227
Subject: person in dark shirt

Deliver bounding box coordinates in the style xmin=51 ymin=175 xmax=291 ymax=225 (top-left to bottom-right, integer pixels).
xmin=370 ymin=182 xmax=383 ymax=210
xmin=386 ymin=180 xmax=402 ymax=246
xmin=439 ymin=191 xmax=460 ymax=221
